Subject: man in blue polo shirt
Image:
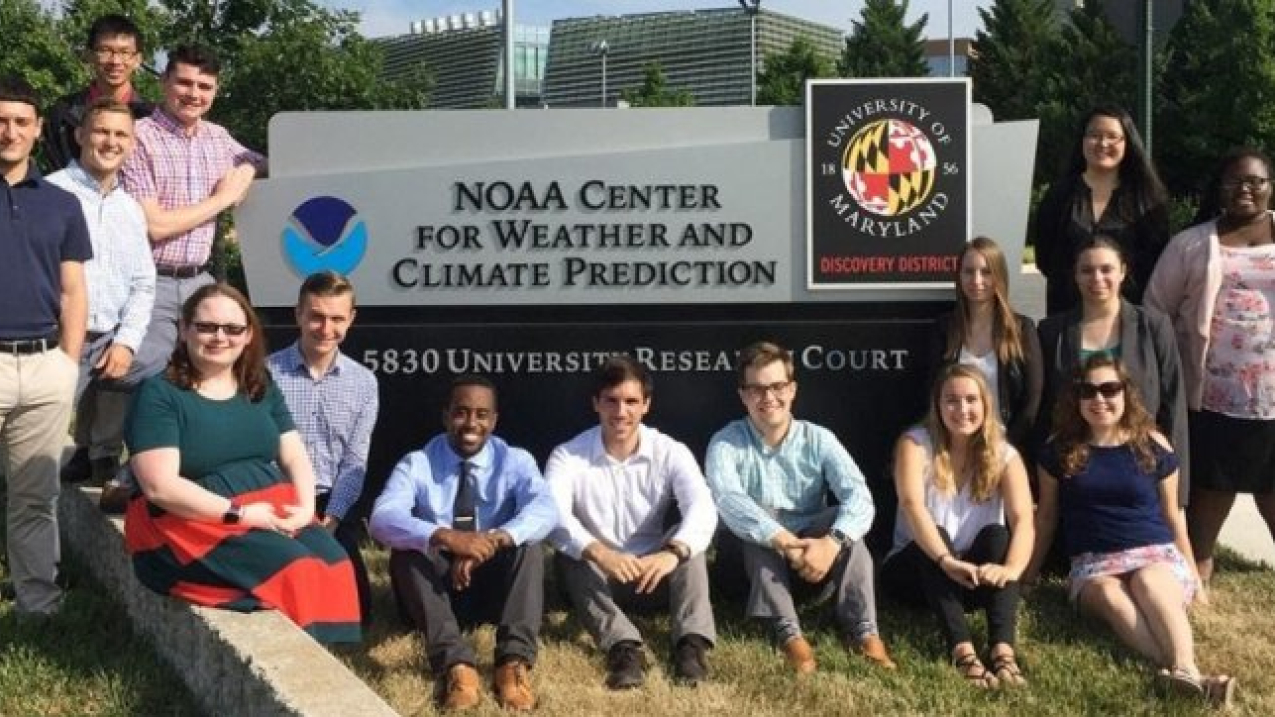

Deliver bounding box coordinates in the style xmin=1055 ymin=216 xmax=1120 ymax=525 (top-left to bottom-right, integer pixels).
xmin=0 ymin=77 xmax=92 ymax=618
xmin=267 ymin=271 xmax=377 ymax=622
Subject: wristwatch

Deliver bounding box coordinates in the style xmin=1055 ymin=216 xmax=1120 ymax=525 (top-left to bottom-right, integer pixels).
xmin=829 ymin=529 xmax=852 ymax=549
xmin=664 ymin=541 xmax=691 ymax=564
xmin=222 ymin=504 xmax=243 ymax=525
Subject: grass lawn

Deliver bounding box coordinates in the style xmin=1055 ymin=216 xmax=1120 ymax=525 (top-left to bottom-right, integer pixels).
xmin=346 ymin=548 xmax=1273 ymax=717
xmin=0 ymin=552 xmax=202 ymax=716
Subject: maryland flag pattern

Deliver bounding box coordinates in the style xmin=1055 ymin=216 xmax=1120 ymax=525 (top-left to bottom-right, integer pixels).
xmin=842 ymin=119 xmax=937 ymax=217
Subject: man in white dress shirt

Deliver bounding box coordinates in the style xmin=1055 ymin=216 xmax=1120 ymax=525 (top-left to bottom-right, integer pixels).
xmin=546 ymin=355 xmax=718 ymax=689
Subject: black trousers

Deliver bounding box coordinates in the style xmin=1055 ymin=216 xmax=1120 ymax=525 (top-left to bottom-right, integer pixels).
xmin=390 ymin=544 xmax=544 ymax=675
xmin=880 ymin=524 xmax=1020 ymax=650
xmin=316 ymin=492 xmax=372 ymax=623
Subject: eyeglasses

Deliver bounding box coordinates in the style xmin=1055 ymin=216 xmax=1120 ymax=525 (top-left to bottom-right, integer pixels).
xmin=1076 ymin=381 xmax=1124 ymax=399
xmin=1220 ymin=176 xmax=1271 ymax=192
xmin=741 ymin=380 xmax=792 ymax=399
xmin=192 ymin=321 xmax=249 ymax=337
xmin=1084 ymin=132 xmax=1125 ymax=146
xmin=92 ymin=47 xmax=138 ymax=61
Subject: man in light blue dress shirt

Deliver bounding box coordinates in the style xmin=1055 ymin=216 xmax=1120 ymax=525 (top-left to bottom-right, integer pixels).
xmin=370 ymin=375 xmax=557 ymax=712
xmin=705 ymin=341 xmax=895 ymax=674
xmin=47 ymin=98 xmax=155 ymax=487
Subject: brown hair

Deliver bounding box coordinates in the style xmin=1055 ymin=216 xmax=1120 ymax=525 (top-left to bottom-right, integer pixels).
xmin=944 ymin=236 xmax=1025 ymax=365
xmin=297 ymin=270 xmax=356 ymax=305
xmin=166 ymin=283 xmax=269 ymax=401
xmin=922 ymin=363 xmax=1005 ymax=502
xmin=81 ymin=97 xmax=133 ymax=128
xmin=594 ymin=354 xmax=652 ymax=399
xmin=1051 ymin=354 xmax=1158 ymax=476
xmin=735 ymin=341 xmax=793 ymax=387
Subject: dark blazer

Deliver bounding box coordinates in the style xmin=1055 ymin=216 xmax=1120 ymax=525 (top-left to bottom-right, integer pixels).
xmin=1033 ymin=175 xmax=1170 ymax=315
xmin=1035 ymin=299 xmax=1190 ymax=503
xmin=39 ymin=88 xmax=154 ymax=172
xmin=930 ymin=312 xmax=1043 ymax=457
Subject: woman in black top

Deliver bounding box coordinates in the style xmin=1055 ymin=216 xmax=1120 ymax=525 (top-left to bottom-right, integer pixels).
xmin=1034 ymin=105 xmax=1169 ymax=314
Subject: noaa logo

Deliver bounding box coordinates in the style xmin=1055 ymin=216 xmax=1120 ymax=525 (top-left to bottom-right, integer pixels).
xmin=842 ymin=119 xmax=936 ymax=217
xmin=282 ymin=196 xmax=368 ymax=277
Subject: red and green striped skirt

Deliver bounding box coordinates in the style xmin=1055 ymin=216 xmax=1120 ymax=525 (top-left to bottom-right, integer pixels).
xmin=124 ymin=459 xmax=361 ymax=644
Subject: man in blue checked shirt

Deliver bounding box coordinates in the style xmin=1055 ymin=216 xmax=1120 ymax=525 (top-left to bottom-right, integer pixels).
xmin=370 ymin=375 xmax=557 ymax=712
xmin=705 ymin=341 xmax=895 ymax=675
xmin=266 ymin=271 xmax=378 ymax=621
xmin=48 ymin=99 xmax=156 ymax=488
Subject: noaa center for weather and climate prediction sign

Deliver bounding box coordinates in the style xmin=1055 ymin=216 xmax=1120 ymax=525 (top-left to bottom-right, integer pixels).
xmin=238 ymin=85 xmax=1036 ymax=541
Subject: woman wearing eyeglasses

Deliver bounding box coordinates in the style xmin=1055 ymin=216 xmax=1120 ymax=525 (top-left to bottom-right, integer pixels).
xmin=1146 ymin=147 xmax=1275 ymax=587
xmin=882 ymin=364 xmax=1034 ymax=689
xmin=1035 ymin=233 xmax=1189 ymax=506
xmin=1025 ymin=355 xmax=1233 ymax=707
xmin=931 ymin=237 xmax=1042 ymax=466
xmin=1034 ymin=105 xmax=1169 ymax=315
xmin=122 ymin=283 xmax=361 ymax=643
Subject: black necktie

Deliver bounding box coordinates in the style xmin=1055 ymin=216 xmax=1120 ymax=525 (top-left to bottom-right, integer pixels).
xmin=453 ymin=460 xmax=477 ymax=532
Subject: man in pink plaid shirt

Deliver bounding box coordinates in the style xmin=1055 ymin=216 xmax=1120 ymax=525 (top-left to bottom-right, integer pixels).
xmin=102 ymin=44 xmax=265 ymax=511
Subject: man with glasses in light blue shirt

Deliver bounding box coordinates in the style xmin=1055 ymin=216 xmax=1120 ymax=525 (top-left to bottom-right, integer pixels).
xmin=705 ymin=340 xmax=894 ymax=675
xmin=48 ymin=98 xmax=155 ymax=488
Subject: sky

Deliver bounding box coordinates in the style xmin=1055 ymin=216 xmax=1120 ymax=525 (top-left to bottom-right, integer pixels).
xmin=325 ymin=1 xmax=996 ymax=40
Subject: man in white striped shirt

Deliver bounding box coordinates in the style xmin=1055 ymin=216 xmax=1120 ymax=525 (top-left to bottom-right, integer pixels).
xmin=48 ymin=98 xmax=156 ymax=486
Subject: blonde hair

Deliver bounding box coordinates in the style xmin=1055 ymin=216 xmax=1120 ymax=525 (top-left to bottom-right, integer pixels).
xmin=923 ymin=364 xmax=1005 ymax=502
xmin=945 ymin=236 xmax=1026 ymax=366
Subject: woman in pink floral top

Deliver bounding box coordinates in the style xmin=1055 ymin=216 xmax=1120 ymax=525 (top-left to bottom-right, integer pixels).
xmin=1146 ymin=147 xmax=1275 ymax=586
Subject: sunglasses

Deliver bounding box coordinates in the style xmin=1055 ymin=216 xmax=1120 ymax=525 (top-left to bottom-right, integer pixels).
xmin=192 ymin=321 xmax=249 ymax=337
xmin=1076 ymin=380 xmax=1124 ymax=399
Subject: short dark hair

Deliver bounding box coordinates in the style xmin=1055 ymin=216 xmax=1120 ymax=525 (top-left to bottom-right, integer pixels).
xmin=735 ymin=341 xmax=793 ymax=387
xmin=297 ymin=271 xmax=356 ymax=305
xmin=449 ymin=375 xmax=498 ymax=410
xmin=593 ymin=355 xmax=652 ymax=399
xmin=88 ymin=14 xmax=144 ymax=54
xmin=165 ymin=44 xmax=221 ymax=77
xmin=0 ymin=76 xmax=41 ymax=116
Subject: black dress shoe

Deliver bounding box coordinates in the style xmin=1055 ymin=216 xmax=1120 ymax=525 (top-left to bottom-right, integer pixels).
xmin=60 ymin=448 xmax=92 ymax=483
xmin=604 ymin=641 xmax=646 ymax=690
xmin=672 ymin=635 xmax=710 ymax=685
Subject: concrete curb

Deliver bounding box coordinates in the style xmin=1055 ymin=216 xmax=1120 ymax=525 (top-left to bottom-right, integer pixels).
xmin=58 ymin=486 xmax=398 ymax=717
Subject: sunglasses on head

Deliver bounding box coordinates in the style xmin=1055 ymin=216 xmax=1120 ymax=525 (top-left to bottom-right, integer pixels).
xmin=1076 ymin=380 xmax=1124 ymax=399
xmin=192 ymin=321 xmax=249 ymax=337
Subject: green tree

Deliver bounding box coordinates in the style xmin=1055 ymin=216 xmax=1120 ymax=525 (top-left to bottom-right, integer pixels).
xmin=0 ymin=0 xmax=80 ymax=103
xmin=756 ymin=36 xmax=834 ymax=106
xmin=1157 ymin=0 xmax=1275 ymax=196
xmin=1034 ymin=0 xmax=1137 ymax=181
xmin=620 ymin=61 xmax=694 ymax=107
xmin=969 ymin=0 xmax=1057 ymax=124
xmin=839 ymin=0 xmax=928 ymax=78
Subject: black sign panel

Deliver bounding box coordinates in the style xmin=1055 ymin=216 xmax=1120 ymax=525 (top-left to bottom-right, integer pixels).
xmin=807 ymin=80 xmax=970 ymax=288
xmin=263 ymin=301 xmax=948 ymax=549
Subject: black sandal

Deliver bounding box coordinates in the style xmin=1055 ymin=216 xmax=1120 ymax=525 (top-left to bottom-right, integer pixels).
xmin=953 ymin=650 xmax=998 ymax=689
xmin=988 ymin=650 xmax=1027 ymax=687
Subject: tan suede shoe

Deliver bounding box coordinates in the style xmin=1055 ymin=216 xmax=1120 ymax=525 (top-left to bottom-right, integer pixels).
xmin=493 ymin=659 xmax=536 ymax=711
xmin=442 ymin=663 xmax=481 ymax=711
xmin=855 ymin=635 xmax=897 ymax=670
xmin=781 ymin=635 xmax=817 ymax=674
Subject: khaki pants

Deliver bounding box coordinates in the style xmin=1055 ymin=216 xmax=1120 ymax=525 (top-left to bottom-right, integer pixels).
xmin=1 ymin=347 xmax=78 ymax=614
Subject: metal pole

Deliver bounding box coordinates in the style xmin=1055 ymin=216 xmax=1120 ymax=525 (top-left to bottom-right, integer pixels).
xmin=750 ymin=12 xmax=757 ymax=105
xmin=948 ymin=0 xmax=955 ymax=77
xmin=1139 ymin=0 xmax=1153 ymax=156
xmin=503 ymin=0 xmax=516 ymax=109
xmin=601 ymin=51 xmax=608 ymax=107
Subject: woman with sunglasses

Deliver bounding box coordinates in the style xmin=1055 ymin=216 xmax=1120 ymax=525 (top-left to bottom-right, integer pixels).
xmin=1035 ymin=233 xmax=1189 ymax=505
xmin=122 ymin=283 xmax=361 ymax=643
xmin=1026 ymin=355 xmax=1233 ymax=707
xmin=1034 ymin=105 xmax=1169 ymax=315
xmin=1146 ymin=148 xmax=1275 ymax=587
xmin=931 ymin=237 xmax=1042 ymax=466
xmin=882 ymin=364 xmax=1034 ymax=689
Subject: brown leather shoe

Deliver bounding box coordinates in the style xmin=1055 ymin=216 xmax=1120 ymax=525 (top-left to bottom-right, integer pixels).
xmin=442 ymin=663 xmax=481 ymax=710
xmin=493 ymin=659 xmax=536 ymax=711
xmin=781 ymin=636 xmax=817 ymax=674
xmin=855 ymin=634 xmax=897 ymax=670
